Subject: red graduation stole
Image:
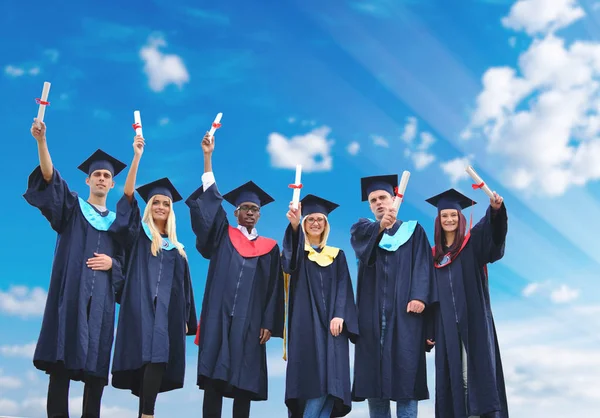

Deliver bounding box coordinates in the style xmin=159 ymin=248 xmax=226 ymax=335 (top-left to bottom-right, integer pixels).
xmin=194 ymin=226 xmax=278 ymax=345
xmin=431 ymin=232 xmax=489 ymax=277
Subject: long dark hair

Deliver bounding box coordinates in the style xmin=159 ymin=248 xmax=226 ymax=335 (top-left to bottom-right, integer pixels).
xmin=433 ymin=210 xmax=467 ymax=264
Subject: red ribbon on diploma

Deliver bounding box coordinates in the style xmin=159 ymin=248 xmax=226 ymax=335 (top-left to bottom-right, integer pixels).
xmin=288 ymin=184 xmax=303 ymax=189
xmin=35 ymin=98 xmax=50 ymax=106
xmin=471 ymin=181 xmax=485 ymax=190
xmin=212 ymin=122 xmax=222 ymax=129
xmin=132 ymin=123 xmax=141 ymax=131
xmin=394 ymin=186 xmax=404 ymax=199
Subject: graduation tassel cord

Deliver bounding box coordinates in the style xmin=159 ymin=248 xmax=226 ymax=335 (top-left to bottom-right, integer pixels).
xmin=283 ymin=272 xmax=290 ymax=361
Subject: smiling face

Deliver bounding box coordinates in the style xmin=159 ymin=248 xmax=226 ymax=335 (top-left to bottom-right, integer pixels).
xmin=440 ymin=209 xmax=459 ymax=233
xmin=235 ymin=202 xmax=261 ymax=229
xmin=151 ymin=194 xmax=172 ymax=224
xmin=85 ymin=169 xmax=114 ymax=198
xmin=368 ymin=190 xmax=393 ymax=220
xmin=304 ymin=213 xmax=327 ymax=239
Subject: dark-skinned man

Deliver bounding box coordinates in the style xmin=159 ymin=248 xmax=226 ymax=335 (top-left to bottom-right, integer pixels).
xmin=186 ymin=132 xmax=285 ymax=418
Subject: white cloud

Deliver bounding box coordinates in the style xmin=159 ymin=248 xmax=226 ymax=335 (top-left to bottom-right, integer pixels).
xmin=522 ymin=282 xmax=541 ymax=297
xmin=440 ymin=156 xmax=473 ymax=185
xmin=550 ymin=284 xmax=580 ymax=303
xmin=44 ymin=49 xmax=59 ymax=63
xmin=0 ymin=370 xmax=22 ymax=389
xmin=463 ymin=12 xmax=600 ymax=197
xmin=0 ymin=342 xmax=36 ymax=358
xmin=401 ymin=116 xmax=418 ymax=143
xmin=501 ymin=0 xmax=585 ymax=36
xmin=509 ymin=36 xmax=517 ymax=47
xmin=371 ymin=134 xmax=389 ymax=148
xmin=0 ymin=286 xmax=47 ymax=318
xmin=159 ymin=117 xmax=170 ymax=126
xmin=0 ymin=398 xmax=19 ymax=415
xmin=347 ymin=141 xmax=360 ymax=155
xmin=5 ymin=65 xmax=25 ymax=77
xmin=301 ymin=119 xmax=317 ymax=126
xmin=418 ymin=131 xmax=435 ymax=150
xmin=287 ymin=117 xmax=296 ymax=124
xmin=412 ymin=151 xmax=435 ymax=170
xmin=140 ymin=36 xmax=190 ymax=92
xmin=267 ymin=126 xmax=334 ymax=172
xmin=29 ymin=67 xmax=40 ymax=76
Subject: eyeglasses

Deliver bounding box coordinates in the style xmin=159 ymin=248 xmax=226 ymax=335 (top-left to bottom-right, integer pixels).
xmin=237 ymin=205 xmax=260 ymax=213
xmin=306 ymin=217 xmax=326 ymax=225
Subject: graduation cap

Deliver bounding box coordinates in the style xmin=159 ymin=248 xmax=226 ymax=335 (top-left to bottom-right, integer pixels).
xmin=301 ymin=194 xmax=339 ymax=217
xmin=223 ymin=181 xmax=274 ymax=208
xmin=360 ymin=174 xmax=398 ymax=201
xmin=425 ymin=188 xmax=476 ymax=211
xmin=136 ymin=177 xmax=183 ymax=203
xmin=77 ymin=149 xmax=127 ymax=177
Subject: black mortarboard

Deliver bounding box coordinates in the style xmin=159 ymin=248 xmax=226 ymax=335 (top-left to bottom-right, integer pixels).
xmin=425 ymin=188 xmax=476 ymax=211
xmin=360 ymin=174 xmax=398 ymax=201
xmin=77 ymin=149 xmax=127 ymax=177
xmin=136 ymin=177 xmax=183 ymax=203
xmin=223 ymin=181 xmax=274 ymax=208
xmin=300 ymin=194 xmax=339 ymax=217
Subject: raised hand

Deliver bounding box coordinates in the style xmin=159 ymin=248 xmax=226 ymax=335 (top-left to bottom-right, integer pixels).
xmin=286 ymin=201 xmax=302 ymax=231
xmin=31 ymin=119 xmax=46 ymax=143
xmin=490 ymin=191 xmax=503 ymax=210
xmin=202 ymin=132 xmax=215 ymax=155
xmin=133 ymin=135 xmax=145 ymax=157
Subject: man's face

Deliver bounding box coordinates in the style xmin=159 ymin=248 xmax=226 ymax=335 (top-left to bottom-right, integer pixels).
xmin=85 ymin=170 xmax=114 ymax=198
xmin=368 ymin=190 xmax=393 ymax=220
xmin=234 ymin=201 xmax=261 ymax=228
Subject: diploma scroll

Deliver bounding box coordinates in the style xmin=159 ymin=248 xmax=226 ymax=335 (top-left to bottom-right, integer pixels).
xmin=465 ymin=165 xmax=494 ymax=199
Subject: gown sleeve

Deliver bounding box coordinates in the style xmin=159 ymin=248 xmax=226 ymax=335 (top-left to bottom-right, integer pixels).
xmin=408 ymin=224 xmax=434 ymax=305
xmin=470 ymin=203 xmax=508 ymax=265
xmin=333 ymin=250 xmax=359 ymax=343
xmin=185 ymin=183 xmax=229 ymax=259
xmin=23 ymin=166 xmax=78 ymax=234
xmin=113 ymin=194 xmax=142 ymax=249
xmin=282 ymin=224 xmax=303 ymax=274
xmin=350 ymin=218 xmax=382 ymax=266
xmin=261 ymin=245 xmax=285 ymax=338
xmin=183 ymin=259 xmax=198 ymax=336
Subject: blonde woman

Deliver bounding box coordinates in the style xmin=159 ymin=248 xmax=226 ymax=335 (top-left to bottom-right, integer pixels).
xmin=111 ymin=135 xmax=197 ymax=418
xmin=283 ymin=194 xmax=358 ymax=418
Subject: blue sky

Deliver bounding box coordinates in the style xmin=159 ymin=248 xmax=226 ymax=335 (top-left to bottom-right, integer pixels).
xmin=2 ymin=0 xmax=600 ymax=416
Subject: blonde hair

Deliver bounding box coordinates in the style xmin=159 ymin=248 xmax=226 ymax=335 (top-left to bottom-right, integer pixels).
xmin=301 ymin=214 xmax=330 ymax=249
xmin=142 ymin=195 xmax=187 ymax=259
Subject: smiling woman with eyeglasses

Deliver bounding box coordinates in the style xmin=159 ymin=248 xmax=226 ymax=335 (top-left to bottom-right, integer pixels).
xmin=424 ymin=188 xmax=509 ymax=418
xmin=283 ymin=194 xmax=358 ymax=418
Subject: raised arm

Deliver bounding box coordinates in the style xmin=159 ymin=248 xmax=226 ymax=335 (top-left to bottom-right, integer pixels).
xmin=282 ymin=202 xmax=303 ymax=274
xmin=470 ymin=192 xmax=508 ymax=265
xmin=124 ymin=135 xmax=145 ymax=202
xmin=31 ymin=119 xmax=53 ymax=182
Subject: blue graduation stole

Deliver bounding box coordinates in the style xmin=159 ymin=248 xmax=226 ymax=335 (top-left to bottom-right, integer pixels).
xmin=77 ymin=197 xmax=115 ymax=231
xmin=141 ymin=222 xmax=183 ymax=251
xmin=368 ymin=218 xmax=418 ymax=252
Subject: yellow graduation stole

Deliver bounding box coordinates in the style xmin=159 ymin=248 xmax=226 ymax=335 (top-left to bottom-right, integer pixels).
xmin=282 ymin=245 xmax=340 ymax=360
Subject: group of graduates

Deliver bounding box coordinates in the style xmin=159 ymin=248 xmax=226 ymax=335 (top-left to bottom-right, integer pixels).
xmin=24 ymin=117 xmax=509 ymax=418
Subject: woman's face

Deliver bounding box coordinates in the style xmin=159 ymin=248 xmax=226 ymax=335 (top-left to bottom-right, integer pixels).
xmin=304 ymin=213 xmax=326 ymax=238
xmin=440 ymin=209 xmax=459 ymax=233
xmin=151 ymin=195 xmax=171 ymax=224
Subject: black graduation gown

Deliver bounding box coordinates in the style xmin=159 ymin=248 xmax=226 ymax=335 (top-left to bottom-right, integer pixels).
xmin=186 ymin=183 xmax=285 ymax=401
xmin=426 ymin=204 xmax=509 ymax=418
xmin=350 ymin=219 xmax=433 ymax=401
xmin=23 ymin=167 xmax=125 ymax=383
xmin=282 ymin=225 xmax=359 ymax=418
xmin=111 ymin=195 xmax=197 ymax=395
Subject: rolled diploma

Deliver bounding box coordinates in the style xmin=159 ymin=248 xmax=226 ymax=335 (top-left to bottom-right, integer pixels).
xmin=133 ymin=110 xmax=143 ymax=137
xmin=208 ymin=112 xmax=222 ymax=143
xmin=36 ymin=82 xmax=51 ymax=125
xmin=392 ymin=170 xmax=410 ymax=216
xmin=465 ymin=165 xmax=494 ymax=199
xmin=292 ymin=164 xmax=302 ymax=210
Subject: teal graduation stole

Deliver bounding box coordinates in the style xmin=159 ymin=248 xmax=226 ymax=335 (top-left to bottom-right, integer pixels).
xmin=141 ymin=222 xmax=183 ymax=251
xmin=77 ymin=197 xmax=115 ymax=231
xmin=368 ymin=219 xmax=418 ymax=252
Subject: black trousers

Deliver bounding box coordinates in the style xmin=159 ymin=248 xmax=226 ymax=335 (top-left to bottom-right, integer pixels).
xmin=202 ymin=379 xmax=252 ymax=418
xmin=138 ymin=363 xmax=166 ymax=417
xmin=47 ymin=370 xmax=104 ymax=418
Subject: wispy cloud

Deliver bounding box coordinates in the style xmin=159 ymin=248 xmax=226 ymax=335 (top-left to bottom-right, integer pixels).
xmin=550 ymin=284 xmax=580 ymax=303
xmin=267 ymin=126 xmax=335 ymax=172
xmin=0 ymin=370 xmax=22 ymax=389
xmin=347 ymin=141 xmax=360 ymax=155
xmin=0 ymin=286 xmax=47 ymax=318
xmin=440 ymin=156 xmax=473 ymax=185
xmin=140 ymin=35 xmax=190 ymax=92
xmin=521 ymin=281 xmax=580 ymax=304
xmin=401 ymin=116 xmax=418 ymax=143
xmin=185 ymin=8 xmax=230 ymax=25
xmin=4 ymin=65 xmax=39 ymax=77
xmin=0 ymin=342 xmax=36 ymax=358
xmin=371 ymin=134 xmax=389 ymax=148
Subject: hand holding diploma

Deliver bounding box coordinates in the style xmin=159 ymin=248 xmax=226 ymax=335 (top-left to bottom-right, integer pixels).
xmin=286 ymin=201 xmax=302 ymax=231
xmin=133 ymin=110 xmax=143 ymax=137
xmin=207 ymin=113 xmax=222 ymax=143
xmin=392 ymin=171 xmax=410 ymax=216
